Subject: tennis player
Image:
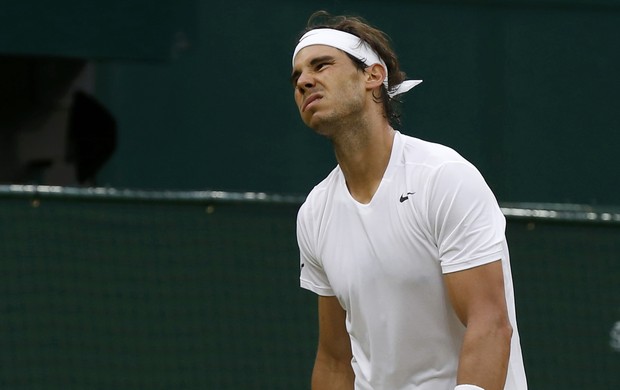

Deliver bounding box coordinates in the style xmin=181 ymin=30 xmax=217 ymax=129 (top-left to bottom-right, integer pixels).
xmin=292 ymin=11 xmax=528 ymax=390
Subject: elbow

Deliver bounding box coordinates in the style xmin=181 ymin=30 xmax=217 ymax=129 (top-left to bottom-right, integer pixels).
xmin=493 ymin=314 xmax=514 ymax=347
xmin=500 ymin=320 xmax=513 ymax=344
xmin=468 ymin=313 xmax=513 ymax=345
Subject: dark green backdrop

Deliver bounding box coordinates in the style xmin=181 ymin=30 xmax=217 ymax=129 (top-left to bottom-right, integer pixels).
xmin=1 ymin=1 xmax=619 ymax=389
xmin=0 ymin=190 xmax=619 ymax=389
xmin=2 ymin=1 xmax=616 ymax=204
xmin=88 ymin=0 xmax=619 ymax=205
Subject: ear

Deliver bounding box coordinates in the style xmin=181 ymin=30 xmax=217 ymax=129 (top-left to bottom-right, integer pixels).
xmin=365 ymin=63 xmax=386 ymax=91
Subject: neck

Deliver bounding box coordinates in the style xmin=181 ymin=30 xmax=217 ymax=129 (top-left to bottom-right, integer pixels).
xmin=332 ymin=120 xmax=395 ymax=204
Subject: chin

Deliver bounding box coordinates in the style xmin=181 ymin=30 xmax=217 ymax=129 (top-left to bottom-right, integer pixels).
xmin=309 ymin=123 xmax=333 ymax=138
xmin=302 ymin=114 xmax=319 ymax=129
xmin=306 ymin=115 xmax=339 ymax=137
xmin=304 ymin=117 xmax=323 ymax=132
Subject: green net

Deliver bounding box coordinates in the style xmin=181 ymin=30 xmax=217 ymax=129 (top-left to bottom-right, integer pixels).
xmin=507 ymin=218 xmax=620 ymax=389
xmin=0 ymin=187 xmax=619 ymax=389
xmin=0 ymin=188 xmax=316 ymax=389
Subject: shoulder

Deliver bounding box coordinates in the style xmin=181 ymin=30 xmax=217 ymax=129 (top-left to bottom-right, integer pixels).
xmin=297 ymin=165 xmax=341 ymax=222
xmin=398 ymin=132 xmax=469 ymax=169
xmin=394 ymin=132 xmax=494 ymax=202
xmin=394 ymin=132 xmax=482 ymax=189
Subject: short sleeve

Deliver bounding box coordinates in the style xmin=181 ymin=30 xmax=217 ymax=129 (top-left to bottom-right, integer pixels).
xmin=427 ymin=161 xmax=507 ymax=274
xmin=296 ymin=202 xmax=335 ymax=296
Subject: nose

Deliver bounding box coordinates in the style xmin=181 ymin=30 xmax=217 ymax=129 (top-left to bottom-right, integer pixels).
xmin=296 ymin=71 xmax=315 ymax=93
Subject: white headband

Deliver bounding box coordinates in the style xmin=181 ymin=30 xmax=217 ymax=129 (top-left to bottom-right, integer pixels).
xmin=292 ymin=28 xmax=422 ymax=97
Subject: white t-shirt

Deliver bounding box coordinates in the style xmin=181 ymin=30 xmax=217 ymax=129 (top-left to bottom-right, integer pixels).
xmin=297 ymin=131 xmax=527 ymax=390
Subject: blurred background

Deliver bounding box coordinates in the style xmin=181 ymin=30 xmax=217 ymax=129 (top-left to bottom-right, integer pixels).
xmin=0 ymin=0 xmax=618 ymax=388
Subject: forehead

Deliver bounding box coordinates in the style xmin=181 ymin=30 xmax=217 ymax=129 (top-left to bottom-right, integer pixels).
xmin=292 ymin=45 xmax=347 ymax=68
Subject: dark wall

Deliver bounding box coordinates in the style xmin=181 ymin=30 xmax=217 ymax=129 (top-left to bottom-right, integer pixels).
xmin=92 ymin=0 xmax=620 ymax=205
xmin=2 ymin=1 xmax=617 ymax=204
xmin=0 ymin=1 xmax=197 ymax=187
xmin=0 ymin=0 xmax=195 ymax=60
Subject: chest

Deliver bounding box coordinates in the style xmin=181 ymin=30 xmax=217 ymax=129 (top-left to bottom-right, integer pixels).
xmin=316 ymin=183 xmax=440 ymax=301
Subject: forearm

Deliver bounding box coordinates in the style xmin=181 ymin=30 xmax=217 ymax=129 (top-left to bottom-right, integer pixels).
xmin=311 ymin=353 xmax=354 ymax=390
xmin=457 ymin=320 xmax=512 ymax=390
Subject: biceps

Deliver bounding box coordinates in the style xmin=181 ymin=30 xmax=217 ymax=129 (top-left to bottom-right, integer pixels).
xmin=443 ymin=260 xmax=509 ymax=327
xmin=316 ymin=296 xmax=352 ymax=360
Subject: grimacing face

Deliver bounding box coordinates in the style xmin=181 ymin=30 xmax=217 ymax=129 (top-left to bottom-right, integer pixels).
xmin=292 ymin=45 xmax=368 ymax=133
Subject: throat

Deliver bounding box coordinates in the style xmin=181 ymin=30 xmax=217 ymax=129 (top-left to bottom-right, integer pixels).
xmin=333 ymin=126 xmax=395 ymax=205
xmin=339 ymin=147 xmax=393 ymax=205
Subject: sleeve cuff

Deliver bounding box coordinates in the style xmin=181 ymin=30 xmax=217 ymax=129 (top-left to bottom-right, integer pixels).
xmin=455 ymin=385 xmax=485 ymax=390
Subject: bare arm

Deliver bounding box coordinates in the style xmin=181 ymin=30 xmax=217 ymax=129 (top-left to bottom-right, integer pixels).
xmin=311 ymin=295 xmax=354 ymax=390
xmin=444 ymin=260 xmax=513 ymax=390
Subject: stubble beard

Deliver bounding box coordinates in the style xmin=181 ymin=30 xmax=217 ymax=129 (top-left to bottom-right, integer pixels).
xmin=307 ymin=95 xmax=367 ymax=143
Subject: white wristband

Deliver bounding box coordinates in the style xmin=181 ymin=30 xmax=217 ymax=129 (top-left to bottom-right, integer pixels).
xmin=455 ymin=385 xmax=485 ymax=390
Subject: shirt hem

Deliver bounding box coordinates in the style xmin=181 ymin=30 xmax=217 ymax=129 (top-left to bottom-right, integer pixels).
xmin=300 ymin=278 xmax=335 ymax=296
xmin=441 ymin=251 xmax=503 ymax=274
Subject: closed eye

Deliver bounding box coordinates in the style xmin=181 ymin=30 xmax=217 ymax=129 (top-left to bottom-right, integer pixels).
xmin=314 ymin=58 xmax=336 ymax=73
xmin=290 ymin=55 xmax=336 ymax=87
xmin=315 ymin=61 xmax=329 ymax=71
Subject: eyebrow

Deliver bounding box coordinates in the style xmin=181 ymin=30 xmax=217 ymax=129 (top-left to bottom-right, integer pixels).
xmin=290 ymin=55 xmax=336 ymax=85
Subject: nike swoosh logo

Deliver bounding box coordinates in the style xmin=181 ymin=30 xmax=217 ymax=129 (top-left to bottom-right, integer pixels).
xmin=399 ymin=192 xmax=416 ymax=203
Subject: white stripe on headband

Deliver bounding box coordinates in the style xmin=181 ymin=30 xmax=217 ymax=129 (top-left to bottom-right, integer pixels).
xmin=292 ymin=28 xmax=422 ymax=97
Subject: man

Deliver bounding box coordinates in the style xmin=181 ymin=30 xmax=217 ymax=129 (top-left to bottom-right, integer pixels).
xmin=292 ymin=11 xmax=527 ymax=390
